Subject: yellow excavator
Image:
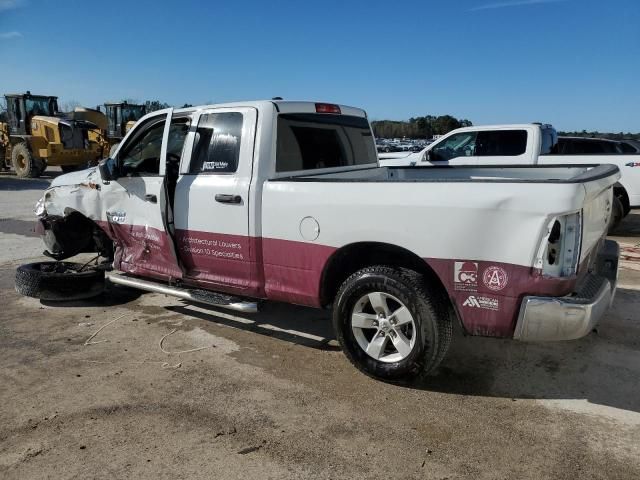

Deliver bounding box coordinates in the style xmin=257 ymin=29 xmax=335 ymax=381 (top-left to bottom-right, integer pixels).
xmin=103 ymin=102 xmax=147 ymax=155
xmin=0 ymin=92 xmax=106 ymax=177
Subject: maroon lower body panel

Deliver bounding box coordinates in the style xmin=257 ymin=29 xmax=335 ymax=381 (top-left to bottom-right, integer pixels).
xmin=425 ymin=257 xmax=580 ymax=337
xmin=94 ymin=221 xmax=583 ymax=338
xmin=262 ymin=238 xmax=337 ymax=307
xmin=99 ymin=221 xmax=183 ymax=281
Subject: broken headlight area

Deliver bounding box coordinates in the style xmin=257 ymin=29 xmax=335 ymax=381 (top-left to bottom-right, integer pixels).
xmin=34 ymin=197 xmax=46 ymax=217
xmin=38 ymin=212 xmax=113 ymax=261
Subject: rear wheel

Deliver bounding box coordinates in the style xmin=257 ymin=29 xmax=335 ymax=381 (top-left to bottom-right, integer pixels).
xmin=60 ymin=165 xmax=79 ymax=173
xmin=608 ymin=196 xmax=624 ymax=233
xmin=15 ymin=262 xmax=105 ymax=301
xmin=11 ymin=142 xmax=40 ymax=178
xmin=332 ymin=266 xmax=452 ymax=381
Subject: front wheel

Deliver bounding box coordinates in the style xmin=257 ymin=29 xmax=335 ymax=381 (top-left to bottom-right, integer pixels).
xmin=332 ymin=266 xmax=452 ymax=381
xmin=11 ymin=142 xmax=40 ymax=178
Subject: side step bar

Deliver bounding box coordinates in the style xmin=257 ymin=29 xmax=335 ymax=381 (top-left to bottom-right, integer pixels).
xmin=107 ymin=272 xmax=259 ymax=313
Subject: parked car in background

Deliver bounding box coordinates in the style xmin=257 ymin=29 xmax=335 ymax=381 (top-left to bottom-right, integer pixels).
xmin=619 ymin=139 xmax=640 ymax=154
xmin=378 ymin=123 xmax=640 ymax=231
xmin=23 ymin=101 xmax=620 ymax=381
xmin=557 ymin=137 xmax=624 ymax=154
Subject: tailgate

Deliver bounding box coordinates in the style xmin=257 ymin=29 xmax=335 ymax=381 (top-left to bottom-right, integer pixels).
xmin=580 ymin=167 xmax=621 ymax=262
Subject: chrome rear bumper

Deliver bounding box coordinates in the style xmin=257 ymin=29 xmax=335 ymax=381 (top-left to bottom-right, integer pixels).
xmin=514 ymin=240 xmax=619 ymax=342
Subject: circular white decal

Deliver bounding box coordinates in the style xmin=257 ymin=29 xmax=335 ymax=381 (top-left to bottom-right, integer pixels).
xmin=483 ymin=266 xmax=508 ymax=291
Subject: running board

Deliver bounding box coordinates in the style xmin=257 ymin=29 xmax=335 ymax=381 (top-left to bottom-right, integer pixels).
xmin=107 ymin=273 xmax=259 ymax=313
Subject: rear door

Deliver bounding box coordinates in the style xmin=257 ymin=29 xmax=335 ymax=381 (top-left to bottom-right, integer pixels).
xmin=173 ymin=107 xmax=259 ymax=295
xmin=103 ymin=109 xmax=188 ymax=280
xmin=472 ymin=129 xmax=530 ymax=165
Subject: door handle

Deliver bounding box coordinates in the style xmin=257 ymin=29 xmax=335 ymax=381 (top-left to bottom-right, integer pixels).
xmin=215 ymin=194 xmax=242 ymax=204
xmin=145 ymin=194 xmax=157 ymax=203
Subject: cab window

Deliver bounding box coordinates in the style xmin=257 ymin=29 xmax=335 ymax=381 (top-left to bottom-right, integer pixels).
xmin=476 ymin=130 xmax=527 ymax=156
xmin=189 ymin=112 xmax=243 ymax=174
xmin=118 ymin=118 xmax=165 ymax=175
xmin=430 ymin=132 xmax=477 ymax=161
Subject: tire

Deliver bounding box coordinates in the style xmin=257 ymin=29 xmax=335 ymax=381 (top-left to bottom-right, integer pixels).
xmin=60 ymin=165 xmax=79 ymax=173
xmin=332 ymin=266 xmax=452 ymax=381
xmin=11 ymin=142 xmax=41 ymax=178
xmin=608 ymin=196 xmax=624 ymax=234
xmin=0 ymin=146 xmax=7 ymax=169
xmin=15 ymin=262 xmax=105 ymax=301
xmin=35 ymin=158 xmax=47 ymax=176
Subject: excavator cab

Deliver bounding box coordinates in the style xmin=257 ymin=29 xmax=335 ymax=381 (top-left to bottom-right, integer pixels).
xmin=5 ymin=92 xmax=59 ymax=135
xmin=104 ymin=102 xmax=147 ymax=140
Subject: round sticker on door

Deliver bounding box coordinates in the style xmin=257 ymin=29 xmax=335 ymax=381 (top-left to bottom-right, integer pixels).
xmin=483 ymin=266 xmax=508 ymax=291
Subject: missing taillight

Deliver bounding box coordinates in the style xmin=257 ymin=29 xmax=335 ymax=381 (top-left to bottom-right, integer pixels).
xmin=538 ymin=213 xmax=582 ymax=277
xmin=548 ymin=220 xmax=561 ymax=244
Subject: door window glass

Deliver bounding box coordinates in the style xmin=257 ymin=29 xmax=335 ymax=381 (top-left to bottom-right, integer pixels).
xmin=430 ymin=132 xmax=477 ymax=161
xmin=189 ymin=112 xmax=243 ymax=174
xmin=476 ymin=130 xmax=527 ymax=156
xmin=118 ymin=118 xmax=165 ymax=175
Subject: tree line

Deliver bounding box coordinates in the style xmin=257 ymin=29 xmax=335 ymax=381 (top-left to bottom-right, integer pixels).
xmin=372 ymin=115 xmax=473 ymax=139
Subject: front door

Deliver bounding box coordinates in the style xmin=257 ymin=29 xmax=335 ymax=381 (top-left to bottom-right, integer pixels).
xmin=103 ymin=109 xmax=188 ymax=281
xmin=425 ymin=131 xmax=478 ymax=166
xmin=173 ymin=107 xmax=259 ymax=295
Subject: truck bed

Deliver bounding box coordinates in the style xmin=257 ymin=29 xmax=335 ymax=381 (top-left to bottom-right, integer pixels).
xmin=275 ymin=164 xmax=619 ymax=184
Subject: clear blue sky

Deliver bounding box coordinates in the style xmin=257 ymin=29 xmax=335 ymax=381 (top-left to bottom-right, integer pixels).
xmin=1 ymin=0 xmax=639 ymax=132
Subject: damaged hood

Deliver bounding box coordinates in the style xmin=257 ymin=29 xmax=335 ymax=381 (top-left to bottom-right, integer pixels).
xmin=50 ymin=167 xmax=99 ymax=188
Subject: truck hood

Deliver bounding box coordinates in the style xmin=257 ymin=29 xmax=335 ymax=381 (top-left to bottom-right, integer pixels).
xmin=50 ymin=167 xmax=99 ymax=188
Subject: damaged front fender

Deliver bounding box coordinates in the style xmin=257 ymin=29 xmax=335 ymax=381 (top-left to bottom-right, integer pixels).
xmin=35 ymin=167 xmax=113 ymax=260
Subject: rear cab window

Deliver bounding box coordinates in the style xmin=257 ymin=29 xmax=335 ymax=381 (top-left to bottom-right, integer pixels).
xmin=475 ymin=130 xmax=527 ymax=156
xmin=276 ymin=113 xmax=377 ymax=173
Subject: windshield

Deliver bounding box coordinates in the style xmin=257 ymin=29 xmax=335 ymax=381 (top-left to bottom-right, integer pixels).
xmin=25 ymin=97 xmax=55 ymax=117
xmin=121 ymin=105 xmax=145 ymax=123
xmin=276 ymin=113 xmax=377 ymax=173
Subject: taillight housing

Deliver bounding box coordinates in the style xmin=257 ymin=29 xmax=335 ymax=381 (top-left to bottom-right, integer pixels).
xmin=315 ymin=103 xmax=341 ymax=114
xmin=535 ymin=212 xmax=582 ymax=277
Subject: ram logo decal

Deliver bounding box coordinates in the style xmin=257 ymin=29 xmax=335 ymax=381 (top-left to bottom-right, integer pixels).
xmin=106 ymin=210 xmax=127 ymax=224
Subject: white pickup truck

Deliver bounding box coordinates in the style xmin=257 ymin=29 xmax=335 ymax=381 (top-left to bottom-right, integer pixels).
xmin=21 ymin=101 xmax=620 ymax=381
xmin=379 ymin=123 xmax=640 ymax=229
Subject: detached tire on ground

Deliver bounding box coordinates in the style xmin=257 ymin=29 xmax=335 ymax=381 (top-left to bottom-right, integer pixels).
xmin=11 ymin=142 xmax=40 ymax=178
xmin=15 ymin=262 xmax=105 ymax=301
xmin=332 ymin=266 xmax=452 ymax=381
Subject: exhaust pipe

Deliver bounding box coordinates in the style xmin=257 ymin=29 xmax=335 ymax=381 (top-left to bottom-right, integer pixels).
xmin=107 ymin=273 xmax=258 ymax=313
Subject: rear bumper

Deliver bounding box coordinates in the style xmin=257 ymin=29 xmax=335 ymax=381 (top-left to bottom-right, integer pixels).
xmin=513 ymin=240 xmax=619 ymax=342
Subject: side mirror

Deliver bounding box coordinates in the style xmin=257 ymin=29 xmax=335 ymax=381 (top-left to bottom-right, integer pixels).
xmin=424 ymin=151 xmax=431 ymax=162
xmin=98 ymin=158 xmax=118 ymax=182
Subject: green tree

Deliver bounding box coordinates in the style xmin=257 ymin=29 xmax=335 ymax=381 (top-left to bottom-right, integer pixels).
xmin=144 ymin=100 xmax=171 ymax=112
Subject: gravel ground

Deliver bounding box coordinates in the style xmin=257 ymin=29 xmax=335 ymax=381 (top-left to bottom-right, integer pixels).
xmin=1 ymin=169 xmax=639 ymax=479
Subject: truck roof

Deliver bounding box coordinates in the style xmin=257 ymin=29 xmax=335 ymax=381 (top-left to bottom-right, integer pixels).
xmin=450 ymin=123 xmax=554 ymax=133
xmin=171 ymin=100 xmax=367 ymax=118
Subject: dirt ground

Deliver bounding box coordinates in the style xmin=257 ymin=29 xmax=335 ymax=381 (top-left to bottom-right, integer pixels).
xmin=1 ymin=170 xmax=639 ymax=479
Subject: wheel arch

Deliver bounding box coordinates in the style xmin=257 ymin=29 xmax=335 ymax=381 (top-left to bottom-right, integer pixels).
xmin=613 ymin=181 xmax=631 ymax=216
xmin=319 ymin=242 xmax=451 ymax=309
xmin=41 ymin=209 xmax=113 ymax=260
